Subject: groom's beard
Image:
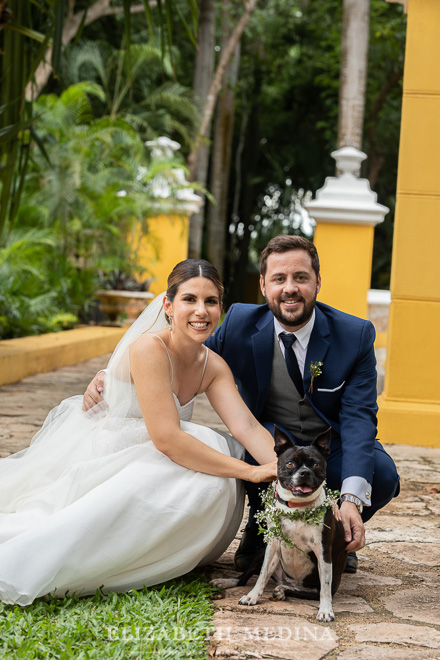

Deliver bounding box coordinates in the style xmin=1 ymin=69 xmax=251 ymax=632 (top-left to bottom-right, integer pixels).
xmin=267 ymin=290 xmax=317 ymax=329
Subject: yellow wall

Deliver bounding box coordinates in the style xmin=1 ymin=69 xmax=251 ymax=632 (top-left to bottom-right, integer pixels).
xmin=136 ymin=214 xmax=189 ymax=296
xmin=377 ymin=0 xmax=440 ymax=447
xmin=314 ymin=222 xmax=375 ymax=320
xmin=0 ymin=327 xmax=125 ymax=386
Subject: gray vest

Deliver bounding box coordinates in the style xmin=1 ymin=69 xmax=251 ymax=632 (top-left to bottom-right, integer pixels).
xmin=261 ymin=330 xmax=329 ymax=443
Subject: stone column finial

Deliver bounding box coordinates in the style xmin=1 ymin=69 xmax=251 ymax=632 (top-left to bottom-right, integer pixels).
xmin=332 ymin=146 xmax=366 ymax=177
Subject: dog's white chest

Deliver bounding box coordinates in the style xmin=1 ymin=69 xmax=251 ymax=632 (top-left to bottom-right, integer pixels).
xmin=278 ymin=519 xmax=323 ymax=581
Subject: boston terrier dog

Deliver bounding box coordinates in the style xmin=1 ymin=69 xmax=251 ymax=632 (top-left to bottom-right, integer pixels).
xmin=212 ymin=426 xmax=347 ymax=622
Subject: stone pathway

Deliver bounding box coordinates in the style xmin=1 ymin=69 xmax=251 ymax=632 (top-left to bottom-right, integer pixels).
xmin=1 ymin=356 xmax=439 ymax=659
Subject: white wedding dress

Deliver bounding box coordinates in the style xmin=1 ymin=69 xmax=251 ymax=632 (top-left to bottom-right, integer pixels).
xmin=0 ymin=295 xmax=245 ymax=606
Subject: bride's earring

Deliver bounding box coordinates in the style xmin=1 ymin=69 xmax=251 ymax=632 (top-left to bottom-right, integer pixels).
xmin=168 ymin=316 xmax=173 ymax=332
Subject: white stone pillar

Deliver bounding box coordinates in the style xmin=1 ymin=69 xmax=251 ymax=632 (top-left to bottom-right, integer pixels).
xmin=305 ymin=147 xmax=389 ymax=319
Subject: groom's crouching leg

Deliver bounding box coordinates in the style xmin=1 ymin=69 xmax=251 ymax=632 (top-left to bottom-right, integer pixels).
xmin=234 ymin=521 xmax=266 ymax=572
xmin=344 ymin=453 xmax=400 ymax=574
xmin=362 ymin=442 xmax=400 ymax=523
xmin=234 ymin=451 xmax=268 ymax=572
xmin=326 ymin=440 xmax=400 ymax=574
xmin=212 ymin=547 xmax=266 ymax=591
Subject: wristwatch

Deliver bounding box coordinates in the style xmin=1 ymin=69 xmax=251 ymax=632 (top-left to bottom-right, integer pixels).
xmin=339 ymin=494 xmax=363 ymax=514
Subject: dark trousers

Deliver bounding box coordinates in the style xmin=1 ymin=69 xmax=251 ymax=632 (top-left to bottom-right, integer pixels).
xmin=244 ymin=421 xmax=400 ymax=527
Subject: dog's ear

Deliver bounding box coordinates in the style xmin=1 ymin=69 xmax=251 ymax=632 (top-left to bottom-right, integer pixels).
xmin=274 ymin=425 xmax=295 ymax=456
xmin=311 ymin=427 xmax=332 ymax=457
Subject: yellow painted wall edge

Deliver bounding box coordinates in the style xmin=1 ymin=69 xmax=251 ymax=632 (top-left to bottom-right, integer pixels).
xmin=0 ymin=326 xmax=126 ymax=387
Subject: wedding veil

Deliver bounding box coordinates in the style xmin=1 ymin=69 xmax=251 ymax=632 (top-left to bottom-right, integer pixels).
xmin=102 ymin=291 xmax=168 ymax=414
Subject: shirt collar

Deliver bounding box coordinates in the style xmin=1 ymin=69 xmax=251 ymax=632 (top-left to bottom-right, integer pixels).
xmin=274 ymin=309 xmax=316 ymax=350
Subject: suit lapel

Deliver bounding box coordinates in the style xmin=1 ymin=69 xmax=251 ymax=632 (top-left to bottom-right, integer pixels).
xmin=304 ymin=306 xmax=330 ymax=394
xmin=252 ymin=309 xmax=275 ymax=415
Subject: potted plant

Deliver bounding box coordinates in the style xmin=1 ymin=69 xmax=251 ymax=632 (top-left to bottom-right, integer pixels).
xmin=95 ymin=269 xmax=155 ymax=326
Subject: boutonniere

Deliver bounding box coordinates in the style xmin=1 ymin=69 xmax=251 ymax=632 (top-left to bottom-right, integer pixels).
xmin=308 ymin=361 xmax=323 ymax=393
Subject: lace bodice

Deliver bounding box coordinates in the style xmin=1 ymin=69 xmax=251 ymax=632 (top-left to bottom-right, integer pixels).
xmin=173 ymin=394 xmax=195 ymax=422
xmin=125 ymin=391 xmax=194 ymax=423
xmin=96 ymin=389 xmax=195 ymax=456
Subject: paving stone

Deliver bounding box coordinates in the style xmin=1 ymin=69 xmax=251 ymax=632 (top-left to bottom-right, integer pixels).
xmin=212 ymin=579 xmax=373 ymax=618
xmin=212 ymin=612 xmax=338 ymax=658
xmin=7 ymin=422 xmax=38 ymax=434
xmin=338 ymin=568 xmax=402 ymax=592
xmin=337 ymin=645 xmax=435 ymax=659
xmin=413 ymin=573 xmax=440 ymax=587
xmin=365 ymin=516 xmax=440 ymax=544
xmin=349 ymin=623 xmax=440 ymax=648
xmin=374 ymin=491 xmax=440 ymax=514
xmin=0 ymin=405 xmax=30 ymax=415
xmin=370 ymin=542 xmax=440 ymax=566
xmin=384 ymin=501 xmax=431 ymax=516
xmin=386 ymin=444 xmax=440 ymax=462
xmin=332 ymin=594 xmax=373 ymax=614
xmin=382 ymin=587 xmax=440 ymax=625
xmin=386 ymin=462 xmax=440 ymax=484
xmin=0 ymin=437 xmax=31 ymax=454
xmin=426 ymin=499 xmax=440 ymax=516
xmin=193 ymin=394 xmax=228 ymax=431
xmin=0 ymin=354 xmax=112 ymax=450
xmin=214 ymin=587 xmax=318 ymax=618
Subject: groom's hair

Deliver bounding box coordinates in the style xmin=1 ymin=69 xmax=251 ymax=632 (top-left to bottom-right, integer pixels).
xmin=259 ymin=235 xmax=320 ymax=279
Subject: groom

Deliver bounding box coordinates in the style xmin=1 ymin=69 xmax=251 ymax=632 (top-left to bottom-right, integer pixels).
xmin=204 ymin=235 xmax=399 ymax=573
xmin=83 ymin=235 xmax=399 ymax=573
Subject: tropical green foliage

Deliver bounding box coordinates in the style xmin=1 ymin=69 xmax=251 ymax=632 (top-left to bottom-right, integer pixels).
xmin=0 ymin=0 xmax=64 ymax=238
xmin=65 ymin=40 xmax=199 ymax=147
xmin=0 ymin=228 xmax=80 ymax=339
xmin=0 ymin=1 xmax=204 ymax=339
xmin=25 ymin=82 xmax=147 ymax=265
xmin=0 ymin=0 xmax=199 ymax=240
xmin=0 ymin=80 xmax=194 ymax=339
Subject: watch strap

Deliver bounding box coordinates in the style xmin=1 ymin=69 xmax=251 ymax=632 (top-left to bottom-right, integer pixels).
xmin=340 ymin=494 xmax=363 ymax=513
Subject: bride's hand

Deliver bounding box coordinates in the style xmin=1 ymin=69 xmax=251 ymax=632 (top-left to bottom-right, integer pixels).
xmin=248 ymin=461 xmax=278 ymax=483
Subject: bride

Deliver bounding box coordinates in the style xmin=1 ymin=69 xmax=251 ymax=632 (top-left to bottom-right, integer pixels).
xmin=0 ymin=259 xmax=277 ymax=606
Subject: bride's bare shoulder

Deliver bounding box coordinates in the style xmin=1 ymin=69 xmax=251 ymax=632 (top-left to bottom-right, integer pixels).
xmin=206 ymin=347 xmax=234 ymax=378
xmin=130 ymin=332 xmax=169 ymax=357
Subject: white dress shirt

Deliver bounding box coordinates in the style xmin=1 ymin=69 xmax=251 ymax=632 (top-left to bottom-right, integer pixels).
xmin=274 ymin=312 xmax=315 ymax=374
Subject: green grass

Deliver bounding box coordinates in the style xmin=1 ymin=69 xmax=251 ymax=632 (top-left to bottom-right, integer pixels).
xmin=0 ymin=575 xmax=217 ymax=659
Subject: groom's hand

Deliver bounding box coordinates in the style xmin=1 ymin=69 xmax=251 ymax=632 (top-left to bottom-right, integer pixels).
xmin=82 ymin=371 xmax=107 ymax=412
xmin=340 ymin=501 xmax=365 ymax=552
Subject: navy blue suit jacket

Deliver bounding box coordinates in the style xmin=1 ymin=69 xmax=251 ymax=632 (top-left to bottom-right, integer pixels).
xmin=205 ymin=301 xmax=378 ymax=485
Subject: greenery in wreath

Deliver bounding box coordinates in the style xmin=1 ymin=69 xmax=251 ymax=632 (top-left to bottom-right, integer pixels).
xmin=255 ymin=483 xmax=340 ymax=549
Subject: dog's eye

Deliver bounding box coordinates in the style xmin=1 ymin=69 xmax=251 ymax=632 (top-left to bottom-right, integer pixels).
xmin=286 ymin=461 xmax=296 ymax=468
xmin=313 ymin=463 xmax=320 ymax=470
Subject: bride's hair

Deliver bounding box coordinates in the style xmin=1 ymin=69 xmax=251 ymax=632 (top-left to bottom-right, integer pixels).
xmin=166 ymin=259 xmax=224 ymax=309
